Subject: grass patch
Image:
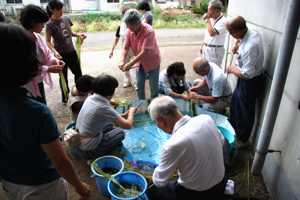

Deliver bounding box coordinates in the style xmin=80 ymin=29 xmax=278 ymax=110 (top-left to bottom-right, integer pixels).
xmin=6 ymin=6 xmax=207 ymax=33
xmin=70 ymin=6 xmax=207 ymax=32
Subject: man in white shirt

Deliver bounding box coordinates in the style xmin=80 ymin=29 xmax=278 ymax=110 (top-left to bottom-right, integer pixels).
xmin=200 ymin=0 xmax=227 ymax=67
xmin=226 ymin=16 xmax=264 ymax=147
xmin=190 ymin=57 xmax=232 ymax=114
xmin=146 ymin=96 xmax=231 ymax=199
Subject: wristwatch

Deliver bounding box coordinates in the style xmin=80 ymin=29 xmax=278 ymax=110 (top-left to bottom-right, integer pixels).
xmin=205 ymin=19 xmax=209 ymax=23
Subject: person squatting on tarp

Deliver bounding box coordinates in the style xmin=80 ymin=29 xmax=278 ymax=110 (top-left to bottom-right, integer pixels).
xmin=75 ymin=74 xmax=137 ymax=164
xmin=67 ymin=75 xmax=95 ymax=122
xmin=158 ymin=61 xmax=195 ymax=101
xmin=146 ymin=96 xmax=231 ymax=200
xmin=190 ymin=57 xmax=232 ymax=114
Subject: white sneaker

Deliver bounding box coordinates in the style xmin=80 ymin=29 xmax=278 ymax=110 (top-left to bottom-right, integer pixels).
xmin=123 ymin=82 xmax=132 ymax=88
xmin=87 ymin=159 xmax=94 ymax=166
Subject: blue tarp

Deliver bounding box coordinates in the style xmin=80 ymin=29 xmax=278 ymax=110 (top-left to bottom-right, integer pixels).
xmin=115 ymin=98 xmax=236 ymax=181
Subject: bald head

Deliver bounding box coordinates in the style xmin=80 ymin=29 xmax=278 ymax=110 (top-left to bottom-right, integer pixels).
xmin=226 ymin=16 xmax=247 ymax=39
xmin=227 ymin=16 xmax=247 ymax=31
xmin=193 ymin=57 xmax=210 ymax=75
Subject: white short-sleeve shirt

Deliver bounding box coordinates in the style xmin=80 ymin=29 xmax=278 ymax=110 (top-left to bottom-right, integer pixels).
xmin=153 ymin=115 xmax=225 ymax=191
xmin=204 ymin=62 xmax=232 ymax=97
xmin=236 ymin=28 xmax=264 ymax=78
xmin=204 ymin=15 xmax=227 ymax=45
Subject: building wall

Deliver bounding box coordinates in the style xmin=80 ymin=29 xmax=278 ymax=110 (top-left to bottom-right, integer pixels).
xmin=70 ymin=0 xmax=99 ymax=11
xmin=4 ymin=0 xmax=41 ymax=14
xmin=225 ymin=0 xmax=300 ymax=199
xmin=153 ymin=1 xmax=179 ymax=9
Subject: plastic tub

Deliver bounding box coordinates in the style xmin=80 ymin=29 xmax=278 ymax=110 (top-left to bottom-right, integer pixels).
xmin=107 ymin=171 xmax=148 ymax=200
xmin=91 ymin=155 xmax=124 ymax=196
xmin=217 ymin=125 xmax=236 ymax=150
xmin=64 ymin=122 xmax=78 ymax=155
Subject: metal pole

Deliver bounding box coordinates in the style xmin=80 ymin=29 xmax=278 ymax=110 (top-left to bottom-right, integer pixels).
xmin=251 ymin=0 xmax=300 ymax=176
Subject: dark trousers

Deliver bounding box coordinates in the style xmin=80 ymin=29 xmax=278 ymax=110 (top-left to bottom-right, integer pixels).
xmin=229 ymin=73 xmax=264 ymax=142
xmin=37 ymin=82 xmax=47 ymax=104
xmin=59 ymin=50 xmax=82 ymax=102
xmin=146 ymin=138 xmax=231 ymax=200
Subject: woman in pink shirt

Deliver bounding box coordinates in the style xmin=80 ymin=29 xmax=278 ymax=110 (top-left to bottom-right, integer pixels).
xmin=119 ymin=9 xmax=161 ymax=99
xmin=20 ymin=4 xmax=64 ymax=104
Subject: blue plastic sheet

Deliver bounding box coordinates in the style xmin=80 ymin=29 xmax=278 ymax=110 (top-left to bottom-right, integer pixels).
xmin=116 ymin=98 xmax=236 ymax=181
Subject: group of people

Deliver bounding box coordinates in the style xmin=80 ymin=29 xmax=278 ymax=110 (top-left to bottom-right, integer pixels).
xmin=158 ymin=0 xmax=264 ymax=149
xmin=0 ymin=0 xmax=265 ymax=199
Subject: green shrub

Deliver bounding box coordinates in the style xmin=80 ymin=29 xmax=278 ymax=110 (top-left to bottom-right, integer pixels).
xmin=130 ymin=3 xmax=137 ymax=9
xmin=200 ymin=0 xmax=209 ymax=14
xmin=163 ymin=12 xmax=176 ymax=21
xmin=80 ymin=13 xmax=122 ymax=24
xmin=72 ymin=23 xmax=87 ymax=32
xmin=191 ymin=5 xmax=201 ymax=14
xmin=192 ymin=0 xmax=209 ymax=15
xmin=174 ymin=14 xmax=193 ymax=22
xmin=153 ymin=9 xmax=163 ymax=20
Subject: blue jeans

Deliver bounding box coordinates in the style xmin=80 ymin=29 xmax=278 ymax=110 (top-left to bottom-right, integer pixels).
xmin=135 ymin=64 xmax=160 ymax=99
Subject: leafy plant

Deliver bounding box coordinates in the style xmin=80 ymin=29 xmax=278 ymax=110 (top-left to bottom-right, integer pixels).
xmin=191 ymin=0 xmax=209 ymax=15
xmin=80 ymin=13 xmax=122 ymax=24
xmin=200 ymin=0 xmax=209 ymax=14
xmin=191 ymin=5 xmax=202 ymax=14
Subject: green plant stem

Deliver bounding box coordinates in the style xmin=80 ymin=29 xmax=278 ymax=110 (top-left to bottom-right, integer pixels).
xmin=60 ymin=71 xmax=69 ymax=102
xmin=248 ymin=160 xmax=250 ymax=200
xmin=92 ymin=162 xmax=143 ymax=199
xmin=235 ymin=150 xmax=248 ymax=194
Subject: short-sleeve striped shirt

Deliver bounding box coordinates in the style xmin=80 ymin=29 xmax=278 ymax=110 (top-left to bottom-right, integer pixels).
xmin=124 ymin=23 xmax=161 ymax=73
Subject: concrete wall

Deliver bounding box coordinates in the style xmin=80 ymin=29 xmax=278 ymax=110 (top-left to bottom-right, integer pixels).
xmin=70 ymin=0 xmax=99 ymax=11
xmin=225 ymin=0 xmax=300 ymax=199
xmin=154 ymin=1 xmax=179 ymax=9
xmin=4 ymin=0 xmax=41 ymax=15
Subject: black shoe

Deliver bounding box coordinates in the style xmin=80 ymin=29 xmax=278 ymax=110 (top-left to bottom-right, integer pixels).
xmin=146 ymin=74 xmax=149 ymax=79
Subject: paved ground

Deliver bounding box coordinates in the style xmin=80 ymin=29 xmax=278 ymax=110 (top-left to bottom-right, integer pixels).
xmin=0 ymin=29 xmax=271 ymax=200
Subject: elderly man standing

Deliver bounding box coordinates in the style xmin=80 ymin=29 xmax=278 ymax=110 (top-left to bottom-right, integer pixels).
xmin=119 ymin=9 xmax=161 ymax=99
xmin=200 ymin=0 xmax=227 ymax=67
xmin=146 ymin=96 xmax=230 ymax=199
xmin=190 ymin=57 xmax=232 ymax=114
xmin=226 ymin=16 xmax=264 ymax=147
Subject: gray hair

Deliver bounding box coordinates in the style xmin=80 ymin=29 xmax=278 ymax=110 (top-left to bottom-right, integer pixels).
xmin=123 ymin=9 xmax=141 ymax=27
xmin=194 ymin=58 xmax=210 ymax=72
xmin=209 ymin=0 xmax=223 ymax=11
xmin=148 ymin=96 xmax=180 ymax=123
